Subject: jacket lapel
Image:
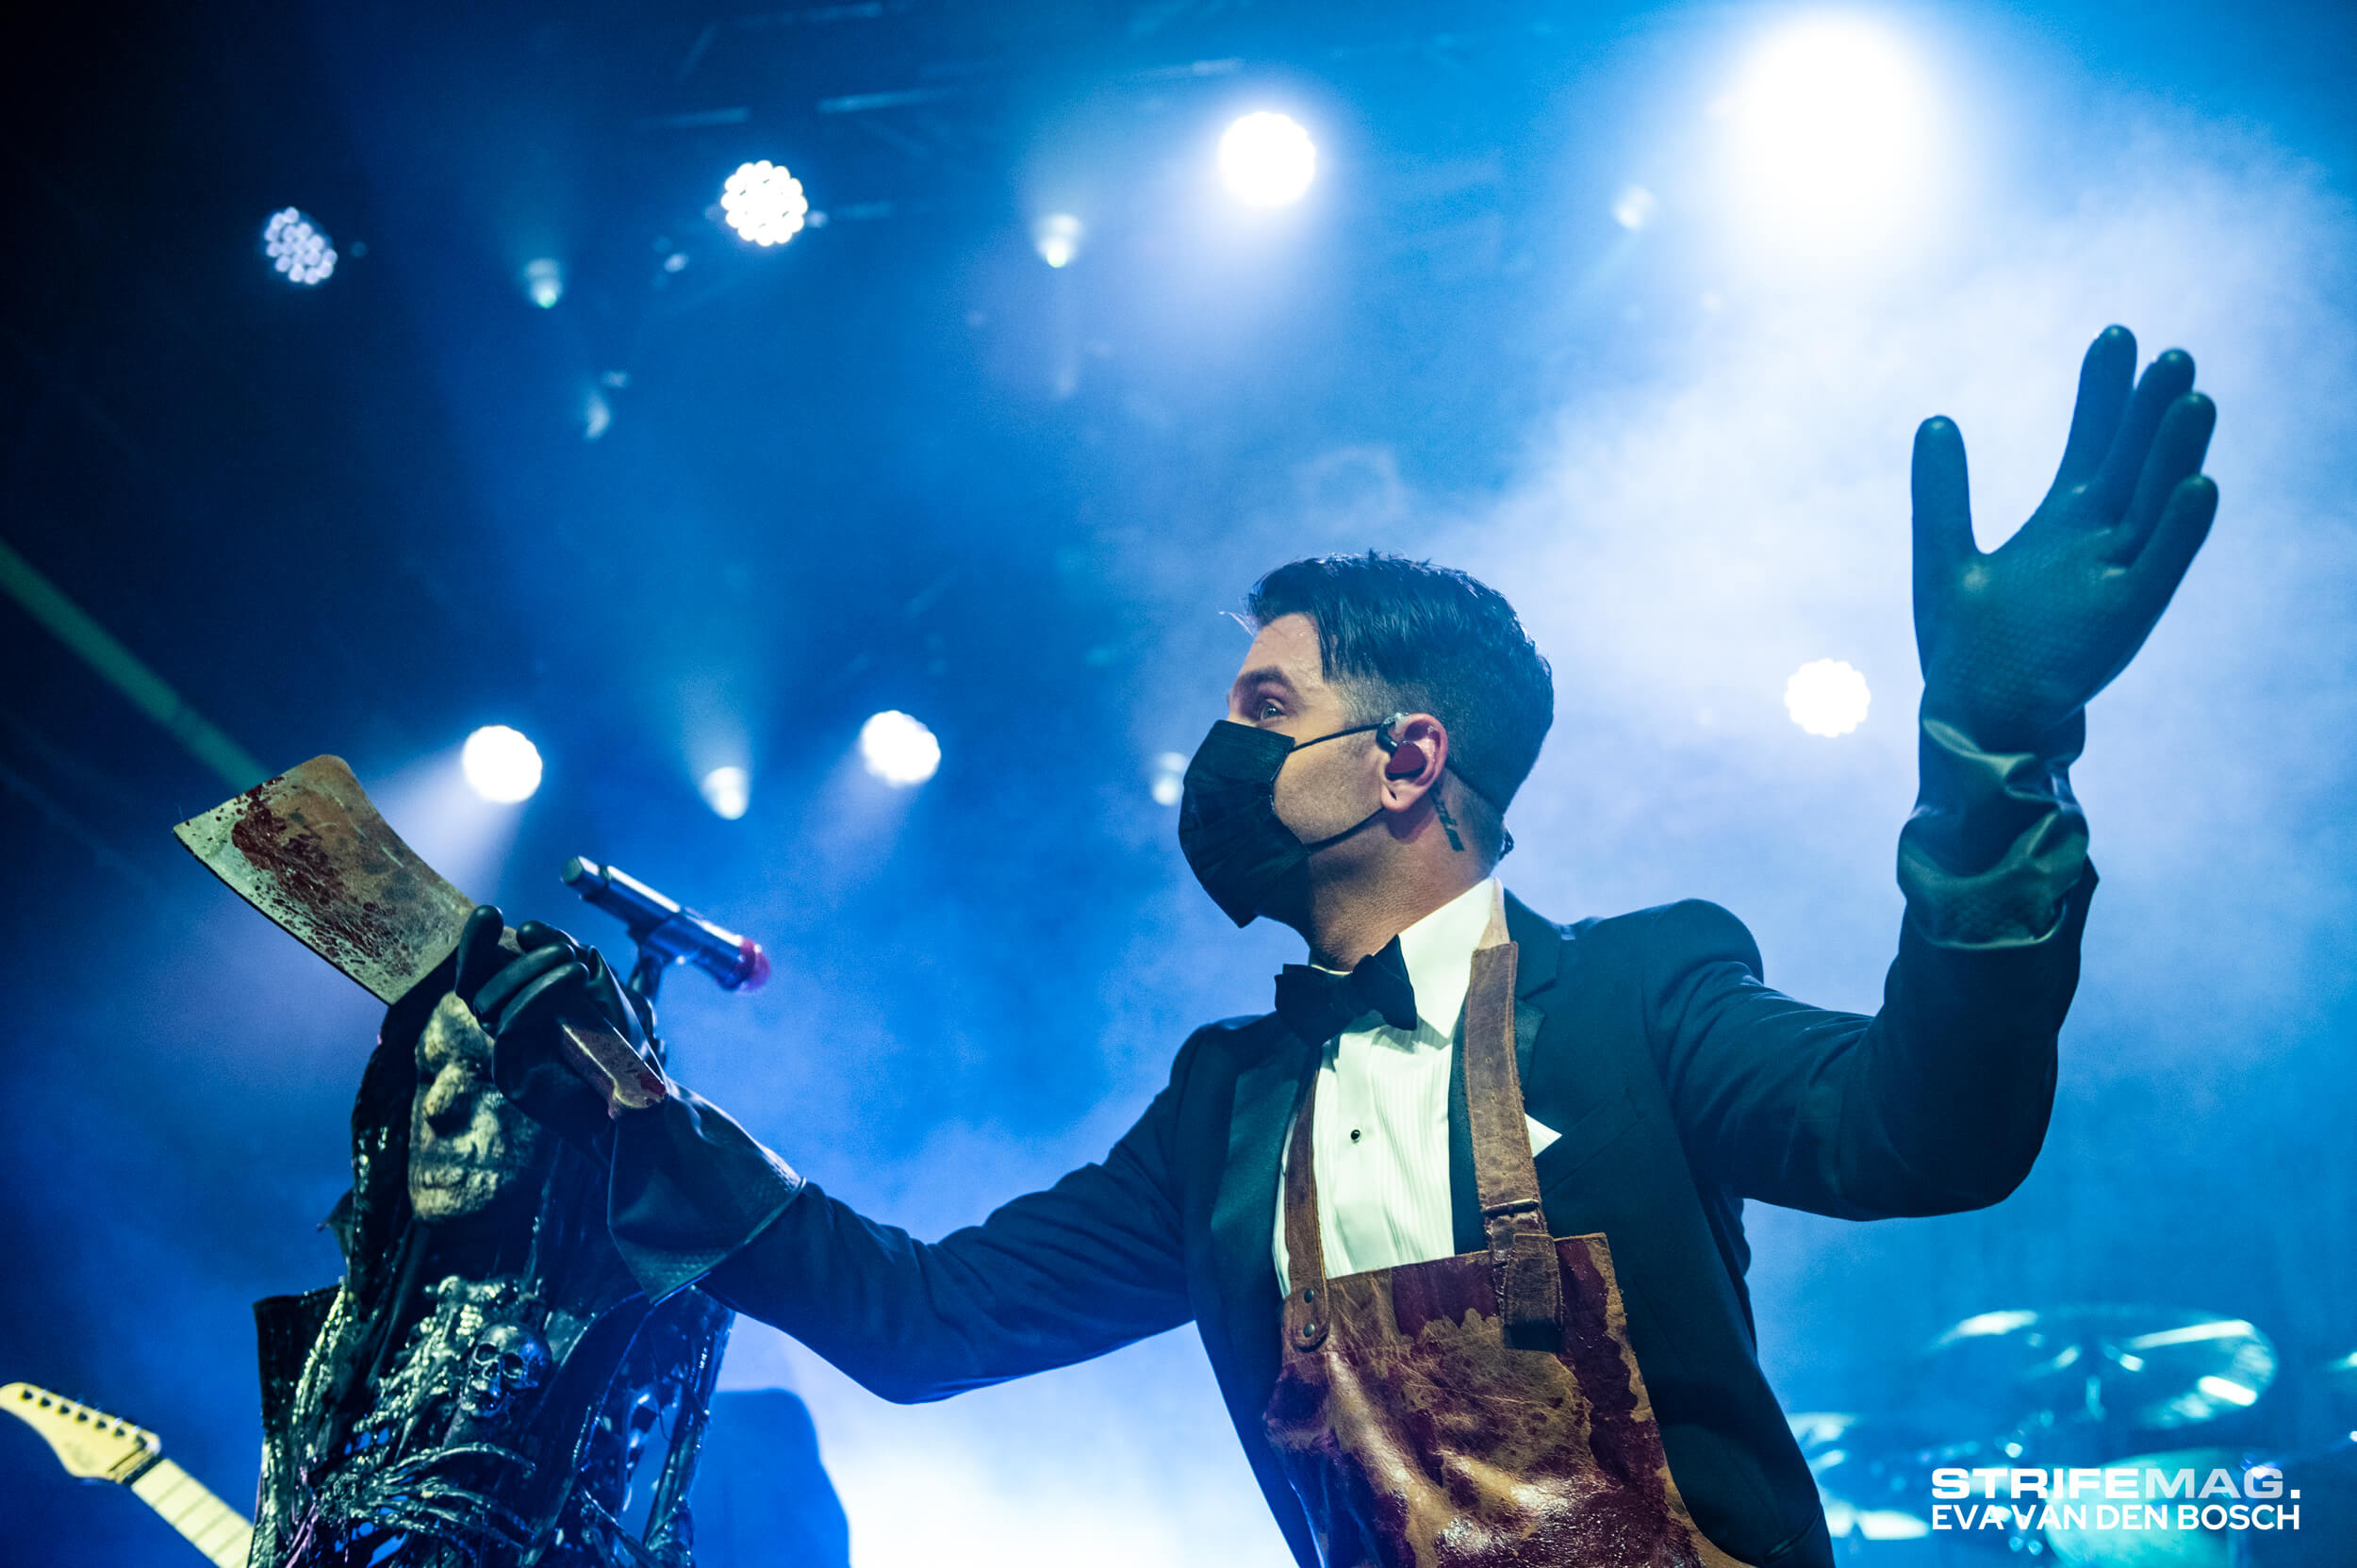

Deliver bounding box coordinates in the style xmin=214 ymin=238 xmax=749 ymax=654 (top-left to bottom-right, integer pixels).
xmin=1504 ymin=890 xmax=1563 ymax=995
xmin=1205 ymin=1019 xmax=1316 ymax=1406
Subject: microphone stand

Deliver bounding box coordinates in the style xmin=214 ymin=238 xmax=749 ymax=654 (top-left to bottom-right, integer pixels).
xmin=566 ymin=857 xmax=764 ymax=1568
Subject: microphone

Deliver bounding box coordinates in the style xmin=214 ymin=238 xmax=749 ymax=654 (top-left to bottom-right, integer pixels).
xmin=560 ymin=856 xmax=770 ymax=992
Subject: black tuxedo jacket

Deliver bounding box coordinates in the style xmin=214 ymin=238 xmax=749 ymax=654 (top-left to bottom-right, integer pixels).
xmin=700 ymin=864 xmax=2093 ymax=1567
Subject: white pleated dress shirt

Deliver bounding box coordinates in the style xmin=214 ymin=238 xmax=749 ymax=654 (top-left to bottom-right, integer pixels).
xmin=1273 ymin=877 xmax=1560 ymax=1296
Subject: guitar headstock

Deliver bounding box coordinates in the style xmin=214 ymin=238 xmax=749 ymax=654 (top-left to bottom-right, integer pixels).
xmin=3 ymin=1381 xmax=158 ymax=1482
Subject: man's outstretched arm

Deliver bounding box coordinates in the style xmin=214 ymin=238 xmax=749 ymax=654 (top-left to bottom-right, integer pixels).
xmin=1643 ymin=716 xmax=2094 ymax=1217
xmin=450 ymin=908 xmax=1198 ymax=1402
xmin=1649 ymin=326 xmax=2216 ymax=1217
xmin=691 ymin=1059 xmax=1198 ymax=1402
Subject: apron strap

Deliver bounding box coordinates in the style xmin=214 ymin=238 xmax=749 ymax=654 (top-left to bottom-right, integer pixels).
xmin=1281 ymin=885 xmax=1559 ymax=1354
xmin=1465 ymin=902 xmax=1564 ymax=1345
xmin=1280 ymin=1078 xmax=1331 ymax=1352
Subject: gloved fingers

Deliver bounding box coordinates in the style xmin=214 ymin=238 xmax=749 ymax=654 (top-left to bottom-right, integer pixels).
xmin=2048 ymin=325 xmax=2135 ymax=495
xmin=2089 ymin=348 xmax=2196 ymax=516
xmin=581 ymin=949 xmax=659 ymax=1048
xmin=1910 ymin=415 xmax=1976 ymax=606
xmin=2122 ymin=472 xmax=2219 ymax=621
xmin=2112 ymin=391 xmax=2217 ymax=561
xmin=515 ymin=920 xmax=584 ymax=955
xmin=491 ymin=958 xmax=590 ymax=1041
xmin=453 ymin=905 xmax=509 ymax=1001
xmin=472 ymin=944 xmax=578 ymax=1024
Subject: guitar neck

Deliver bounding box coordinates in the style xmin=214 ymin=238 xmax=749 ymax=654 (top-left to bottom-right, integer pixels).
xmin=127 ymin=1457 xmax=254 ymax=1568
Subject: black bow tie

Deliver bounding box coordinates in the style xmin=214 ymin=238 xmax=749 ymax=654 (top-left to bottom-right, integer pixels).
xmin=1274 ymin=935 xmax=1419 ymax=1046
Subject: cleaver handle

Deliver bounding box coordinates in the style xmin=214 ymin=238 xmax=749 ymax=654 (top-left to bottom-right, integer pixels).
xmin=556 ymin=1019 xmax=674 ymax=1116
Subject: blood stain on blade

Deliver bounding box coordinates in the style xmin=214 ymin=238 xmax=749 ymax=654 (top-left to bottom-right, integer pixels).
xmin=224 ymin=788 xmax=400 ymax=973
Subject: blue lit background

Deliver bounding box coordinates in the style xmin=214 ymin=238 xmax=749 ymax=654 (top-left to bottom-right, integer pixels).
xmin=2 ymin=2 xmax=2352 ymax=1562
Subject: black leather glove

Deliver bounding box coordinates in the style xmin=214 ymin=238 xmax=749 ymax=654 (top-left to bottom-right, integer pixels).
xmin=1912 ymin=324 xmax=2218 ymax=753
xmin=452 ymin=905 xmax=806 ymax=1303
xmin=453 ymin=904 xmax=659 ymax=1158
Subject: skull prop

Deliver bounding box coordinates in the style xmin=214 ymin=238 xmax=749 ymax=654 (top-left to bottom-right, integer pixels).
xmin=409 ymin=993 xmax=553 ymax=1223
xmin=459 ymin=1324 xmax=551 ymax=1420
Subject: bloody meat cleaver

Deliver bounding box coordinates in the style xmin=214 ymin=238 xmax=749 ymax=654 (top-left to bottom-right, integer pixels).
xmin=173 ymin=755 xmax=670 ymax=1114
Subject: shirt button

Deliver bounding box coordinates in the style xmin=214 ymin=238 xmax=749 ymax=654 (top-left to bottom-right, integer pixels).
xmin=1349 ymin=1129 xmax=1362 ymax=1142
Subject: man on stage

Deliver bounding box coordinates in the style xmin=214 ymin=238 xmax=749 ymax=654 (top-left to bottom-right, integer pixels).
xmin=447 ymin=325 xmax=2217 ymax=1567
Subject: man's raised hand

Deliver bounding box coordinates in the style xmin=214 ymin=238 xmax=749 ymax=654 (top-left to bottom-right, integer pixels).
xmin=1911 ymin=324 xmax=2218 ymax=751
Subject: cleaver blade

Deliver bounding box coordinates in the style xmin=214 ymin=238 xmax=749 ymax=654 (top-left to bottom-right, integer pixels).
xmin=173 ymin=756 xmax=672 ymax=1113
xmin=173 ymin=755 xmax=475 ymax=1004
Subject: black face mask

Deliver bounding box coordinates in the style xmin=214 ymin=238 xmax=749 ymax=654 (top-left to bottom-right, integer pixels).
xmin=1176 ymin=718 xmax=1398 ymax=928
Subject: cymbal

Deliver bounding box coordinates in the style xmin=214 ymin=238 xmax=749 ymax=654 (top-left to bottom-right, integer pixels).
xmin=1921 ymin=1306 xmax=2277 ymax=1436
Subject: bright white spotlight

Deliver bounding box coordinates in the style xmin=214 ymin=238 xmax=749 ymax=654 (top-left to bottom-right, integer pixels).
xmin=1149 ymin=751 xmax=1187 ymax=807
xmin=1722 ymin=16 xmax=1937 ymax=254
xmin=700 ymin=765 xmax=751 ymax=820
xmin=522 ymin=257 xmax=564 ymax=307
xmin=721 ymin=160 xmax=810 ymax=247
xmin=261 ymin=208 xmax=337 ymax=286
xmin=461 ymin=725 xmax=544 ymax=802
xmin=1784 ymin=659 xmax=1871 ymax=737
xmin=859 ymin=710 xmax=940 ymax=787
xmin=1034 ymin=213 xmax=1084 ymax=269
xmin=1218 ymin=111 xmax=1317 ymax=206
xmin=1612 ymin=185 xmax=1658 ymax=231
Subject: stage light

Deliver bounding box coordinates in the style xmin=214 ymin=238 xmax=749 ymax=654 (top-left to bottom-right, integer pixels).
xmin=1035 ymin=213 xmax=1083 ymax=269
xmin=261 ymin=208 xmax=337 ymax=286
xmin=1218 ymin=112 xmax=1317 ymax=206
xmin=700 ymin=765 xmax=751 ymax=820
xmin=1783 ymin=659 xmax=1871 ymax=737
xmin=1722 ymin=17 xmax=1935 ymax=255
xmin=1150 ymin=751 xmax=1187 ymax=807
xmin=461 ymin=725 xmax=543 ymax=803
xmin=1612 ymin=186 xmax=1657 ymax=231
xmin=522 ymin=258 xmax=564 ymax=307
xmin=859 ymin=710 xmax=940 ymax=787
xmin=721 ymin=160 xmax=810 ymax=247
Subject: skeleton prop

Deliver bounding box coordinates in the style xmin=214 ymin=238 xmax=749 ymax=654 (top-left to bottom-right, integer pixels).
xmin=174 ymin=761 xmax=733 ymax=1567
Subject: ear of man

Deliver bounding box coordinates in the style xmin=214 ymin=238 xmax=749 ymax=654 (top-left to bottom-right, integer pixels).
xmin=1378 ymin=713 xmax=1449 ymax=801
xmin=1378 ymin=712 xmax=1495 ymax=861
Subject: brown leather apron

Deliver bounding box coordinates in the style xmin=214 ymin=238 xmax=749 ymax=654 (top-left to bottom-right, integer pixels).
xmin=1262 ymin=912 xmax=1753 ymax=1568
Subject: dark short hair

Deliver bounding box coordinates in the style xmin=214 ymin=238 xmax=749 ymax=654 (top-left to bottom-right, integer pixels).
xmin=1248 ymin=552 xmax=1553 ymax=852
